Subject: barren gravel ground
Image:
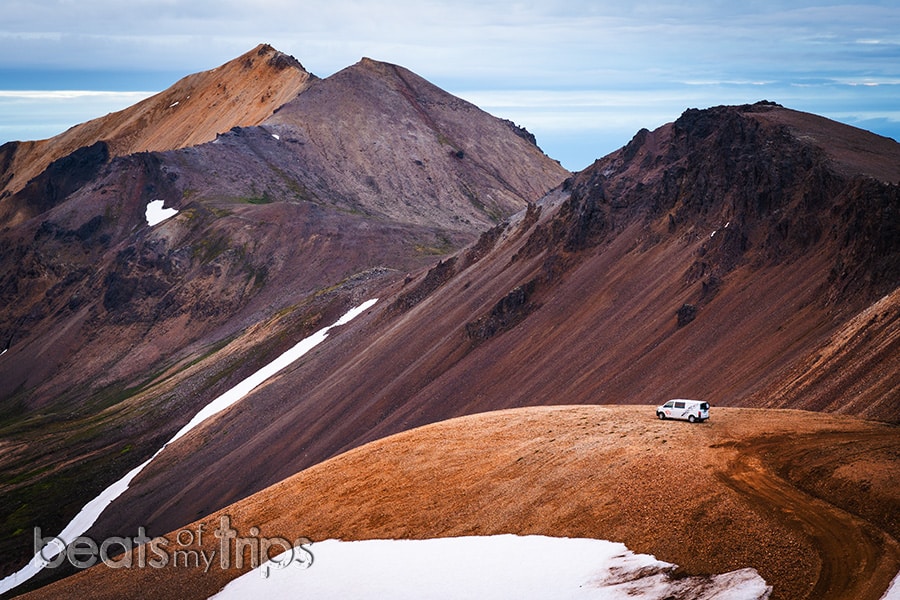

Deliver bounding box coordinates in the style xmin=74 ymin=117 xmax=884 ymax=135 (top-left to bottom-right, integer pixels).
xmin=24 ymin=406 xmax=900 ymax=600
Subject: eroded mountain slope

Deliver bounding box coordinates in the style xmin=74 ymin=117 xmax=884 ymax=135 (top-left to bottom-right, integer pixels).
xmin=0 ymin=48 xmax=567 ymax=583
xmin=81 ymin=103 xmax=900 ymax=557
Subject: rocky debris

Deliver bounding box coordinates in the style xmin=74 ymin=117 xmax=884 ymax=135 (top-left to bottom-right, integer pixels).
xmin=465 ymin=280 xmax=537 ymax=343
xmin=677 ymin=303 xmax=697 ymax=327
xmin=390 ymin=257 xmax=458 ymax=314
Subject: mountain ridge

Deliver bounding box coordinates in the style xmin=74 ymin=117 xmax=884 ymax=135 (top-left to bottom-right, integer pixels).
xmin=0 ymin=46 xmax=567 ymax=585
xmin=0 ymin=46 xmax=897 ymax=599
xmin=0 ymin=44 xmax=314 ymax=222
xmin=70 ymin=102 xmax=900 ymax=565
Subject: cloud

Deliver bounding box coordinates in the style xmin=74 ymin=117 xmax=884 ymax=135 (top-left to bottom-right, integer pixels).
xmin=0 ymin=90 xmax=154 ymax=99
xmin=0 ymin=1 xmax=898 ymax=167
xmin=2 ymin=1 xmax=898 ymax=85
xmin=0 ymin=90 xmax=155 ymax=143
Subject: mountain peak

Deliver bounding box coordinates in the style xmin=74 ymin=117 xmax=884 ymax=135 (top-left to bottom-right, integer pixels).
xmin=0 ymin=45 xmax=314 ymax=202
xmin=262 ymin=57 xmax=566 ymax=231
xmin=344 ymin=56 xmax=416 ymax=82
xmin=661 ymin=101 xmax=900 ymax=185
xmin=247 ymin=43 xmax=309 ymax=72
xmin=357 ymin=56 xmax=382 ymax=68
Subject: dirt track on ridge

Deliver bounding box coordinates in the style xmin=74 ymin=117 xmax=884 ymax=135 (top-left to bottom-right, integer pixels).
xmin=719 ymin=428 xmax=900 ymax=600
xmin=23 ymin=406 xmax=900 ymax=600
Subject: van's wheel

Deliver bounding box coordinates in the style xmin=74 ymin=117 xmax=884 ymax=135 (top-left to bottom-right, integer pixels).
xmin=657 ymin=412 xmax=665 ymax=420
xmin=688 ymin=415 xmax=697 ymax=423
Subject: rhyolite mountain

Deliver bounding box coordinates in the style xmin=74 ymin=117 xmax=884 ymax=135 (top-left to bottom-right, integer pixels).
xmin=0 ymin=45 xmax=566 ymax=582
xmin=76 ymin=100 xmax=898 ymax=555
xmin=0 ymin=44 xmax=315 ymax=218
xmin=0 ymin=46 xmax=898 ymax=598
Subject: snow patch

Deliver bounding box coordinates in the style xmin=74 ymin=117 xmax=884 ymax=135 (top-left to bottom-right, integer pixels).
xmin=272 ymin=133 xmax=280 ymax=140
xmin=145 ymin=200 xmax=179 ymax=226
xmin=169 ymin=101 xmax=179 ymax=108
xmin=0 ymin=300 xmax=379 ymax=596
xmin=169 ymin=298 xmax=378 ymax=445
xmin=882 ymin=570 xmax=900 ymax=600
xmin=211 ymin=536 xmax=771 ymax=600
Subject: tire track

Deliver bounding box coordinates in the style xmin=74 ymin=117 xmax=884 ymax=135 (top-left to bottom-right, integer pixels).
xmin=721 ymin=434 xmax=900 ymax=600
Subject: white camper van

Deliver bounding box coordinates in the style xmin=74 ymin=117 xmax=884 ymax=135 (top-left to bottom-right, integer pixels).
xmin=656 ymin=399 xmax=709 ymax=423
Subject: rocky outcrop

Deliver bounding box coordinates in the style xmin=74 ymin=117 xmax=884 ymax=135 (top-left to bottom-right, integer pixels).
xmin=519 ymin=102 xmax=899 ymax=308
xmin=676 ymin=303 xmax=697 ymax=327
xmin=5 ymin=141 xmax=109 ymax=221
xmin=390 ymin=257 xmax=459 ymax=314
xmin=465 ymin=281 xmax=537 ymax=343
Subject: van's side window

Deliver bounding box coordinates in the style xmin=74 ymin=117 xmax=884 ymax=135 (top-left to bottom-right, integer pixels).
xmin=674 ymin=401 xmax=685 ymax=409
xmin=663 ymin=401 xmax=674 ymax=408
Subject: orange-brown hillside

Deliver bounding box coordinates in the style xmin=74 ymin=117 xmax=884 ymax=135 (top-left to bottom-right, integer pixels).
xmin=0 ymin=44 xmax=312 ymax=205
xmin=27 ymin=406 xmax=900 ymax=600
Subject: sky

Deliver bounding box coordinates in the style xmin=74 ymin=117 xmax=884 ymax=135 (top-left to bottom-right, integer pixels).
xmin=1 ymin=1 xmax=898 ymax=171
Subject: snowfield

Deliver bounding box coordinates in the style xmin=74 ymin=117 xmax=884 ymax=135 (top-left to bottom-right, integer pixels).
xmin=211 ymin=535 xmax=772 ymax=600
xmin=0 ymin=300 xmax=378 ymax=596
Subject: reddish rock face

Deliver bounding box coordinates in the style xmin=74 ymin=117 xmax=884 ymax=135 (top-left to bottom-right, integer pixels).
xmin=1 ymin=61 xmax=898 ymax=600
xmin=65 ymin=101 xmax=899 ymax=564
xmin=0 ymin=44 xmax=315 ymax=207
xmin=0 ymin=46 xmax=566 ymax=582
